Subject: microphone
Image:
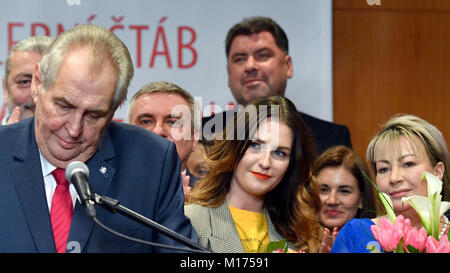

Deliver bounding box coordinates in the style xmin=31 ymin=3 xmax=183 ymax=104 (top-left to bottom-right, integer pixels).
xmin=66 ymin=161 xmax=212 ymax=253
xmin=65 ymin=161 xmax=96 ymax=218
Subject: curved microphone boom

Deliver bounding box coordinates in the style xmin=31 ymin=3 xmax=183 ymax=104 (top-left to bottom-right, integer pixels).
xmin=65 ymin=161 xmax=96 ymax=218
xmin=65 ymin=161 xmax=212 ymax=253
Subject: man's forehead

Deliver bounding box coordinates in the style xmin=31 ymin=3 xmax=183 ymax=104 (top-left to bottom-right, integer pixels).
xmin=9 ymin=51 xmax=42 ymax=71
xmin=231 ymin=32 xmax=277 ymax=49
xmin=141 ymin=92 xmax=189 ymax=105
xmin=11 ymin=50 xmax=42 ymax=63
xmin=135 ymin=92 xmax=189 ymax=116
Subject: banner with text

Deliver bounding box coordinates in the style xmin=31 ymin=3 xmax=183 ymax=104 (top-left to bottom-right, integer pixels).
xmin=0 ymin=0 xmax=332 ymax=122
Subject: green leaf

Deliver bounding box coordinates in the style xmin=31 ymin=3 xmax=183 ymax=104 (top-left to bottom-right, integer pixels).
xmin=265 ymin=239 xmax=287 ymax=253
xmin=379 ymin=192 xmax=396 ymax=222
xmin=395 ymin=239 xmax=405 ymax=253
xmin=362 ymin=171 xmax=396 ymax=222
xmin=406 ymin=245 xmax=420 ymax=253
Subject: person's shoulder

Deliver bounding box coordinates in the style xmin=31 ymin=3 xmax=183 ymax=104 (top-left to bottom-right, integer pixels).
xmin=184 ymin=203 xmax=212 ymax=236
xmin=342 ymin=218 xmax=375 ymax=233
xmin=0 ymin=118 xmax=32 ymax=143
xmin=185 ymin=203 xmax=210 ymax=219
xmin=299 ymin=111 xmax=348 ymax=130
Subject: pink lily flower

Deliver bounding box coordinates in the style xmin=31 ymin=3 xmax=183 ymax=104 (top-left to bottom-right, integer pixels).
xmin=426 ymin=236 xmax=450 ymax=253
xmin=371 ymin=215 xmax=406 ymax=252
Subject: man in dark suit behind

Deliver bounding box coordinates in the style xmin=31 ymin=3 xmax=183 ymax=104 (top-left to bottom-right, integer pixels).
xmin=203 ymin=16 xmax=351 ymax=155
xmin=0 ymin=24 xmax=196 ymax=253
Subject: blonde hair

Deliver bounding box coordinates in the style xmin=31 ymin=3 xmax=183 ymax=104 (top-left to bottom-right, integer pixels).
xmin=366 ymin=114 xmax=450 ymax=200
xmin=39 ymin=24 xmax=133 ymax=108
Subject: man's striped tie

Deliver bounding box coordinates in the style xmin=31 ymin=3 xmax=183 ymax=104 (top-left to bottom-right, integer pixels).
xmin=50 ymin=168 xmax=73 ymax=253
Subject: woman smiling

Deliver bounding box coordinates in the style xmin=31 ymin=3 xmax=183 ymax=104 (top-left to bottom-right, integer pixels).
xmin=185 ymin=96 xmax=321 ymax=253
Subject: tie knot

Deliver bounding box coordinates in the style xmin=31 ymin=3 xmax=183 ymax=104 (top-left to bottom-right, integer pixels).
xmin=52 ymin=168 xmax=69 ymax=186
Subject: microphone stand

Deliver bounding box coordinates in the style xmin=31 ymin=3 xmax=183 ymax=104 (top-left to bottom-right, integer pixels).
xmin=93 ymin=194 xmax=212 ymax=253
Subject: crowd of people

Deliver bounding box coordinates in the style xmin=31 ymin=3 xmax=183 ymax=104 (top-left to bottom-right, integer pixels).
xmin=0 ymin=16 xmax=448 ymax=253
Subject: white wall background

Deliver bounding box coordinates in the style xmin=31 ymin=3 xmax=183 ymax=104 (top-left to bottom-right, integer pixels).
xmin=0 ymin=0 xmax=332 ymax=121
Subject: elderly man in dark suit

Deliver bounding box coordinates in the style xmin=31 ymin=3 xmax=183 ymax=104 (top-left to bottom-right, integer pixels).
xmin=203 ymin=16 xmax=352 ymax=155
xmin=0 ymin=24 xmax=196 ymax=253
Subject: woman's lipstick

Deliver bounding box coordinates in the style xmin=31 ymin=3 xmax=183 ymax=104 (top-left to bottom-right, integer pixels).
xmin=251 ymin=171 xmax=271 ymax=180
xmin=325 ymin=209 xmax=343 ymax=217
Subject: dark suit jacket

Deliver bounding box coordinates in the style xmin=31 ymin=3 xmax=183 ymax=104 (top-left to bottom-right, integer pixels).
xmin=0 ymin=118 xmax=197 ymax=253
xmin=202 ymin=110 xmax=352 ymax=155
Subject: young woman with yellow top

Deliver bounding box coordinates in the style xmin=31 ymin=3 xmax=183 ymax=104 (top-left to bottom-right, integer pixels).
xmin=184 ymin=96 xmax=322 ymax=253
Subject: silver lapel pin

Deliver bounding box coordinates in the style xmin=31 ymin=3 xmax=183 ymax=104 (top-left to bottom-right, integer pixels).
xmin=99 ymin=166 xmax=107 ymax=177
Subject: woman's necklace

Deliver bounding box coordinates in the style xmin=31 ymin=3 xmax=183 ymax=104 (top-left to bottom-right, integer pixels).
xmin=438 ymin=215 xmax=449 ymax=239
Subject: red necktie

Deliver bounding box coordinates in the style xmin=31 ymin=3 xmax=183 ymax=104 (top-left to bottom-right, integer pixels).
xmin=50 ymin=168 xmax=73 ymax=253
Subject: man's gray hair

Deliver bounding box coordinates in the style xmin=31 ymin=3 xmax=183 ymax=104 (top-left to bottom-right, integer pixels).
xmin=4 ymin=36 xmax=54 ymax=86
xmin=39 ymin=24 xmax=134 ymax=109
xmin=127 ymin=81 xmax=201 ymax=133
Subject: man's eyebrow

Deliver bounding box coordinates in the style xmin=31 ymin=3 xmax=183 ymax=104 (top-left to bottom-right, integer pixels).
xmin=54 ymin=96 xmax=73 ymax=106
xmin=254 ymin=47 xmax=273 ymax=54
xmin=136 ymin=113 xmax=154 ymax=120
xmin=13 ymin=73 xmax=33 ymax=80
xmin=230 ymin=52 xmax=247 ymax=59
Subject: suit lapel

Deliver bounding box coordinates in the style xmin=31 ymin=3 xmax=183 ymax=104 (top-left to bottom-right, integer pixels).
xmin=11 ymin=119 xmax=55 ymax=252
xmin=66 ymin=125 xmax=116 ymax=252
xmin=208 ymin=202 xmax=244 ymax=253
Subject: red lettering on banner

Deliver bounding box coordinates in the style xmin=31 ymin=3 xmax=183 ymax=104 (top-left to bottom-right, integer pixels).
xmin=5 ymin=15 xmax=199 ymax=70
xmin=110 ymin=24 xmax=124 ymax=32
xmin=110 ymin=15 xmax=124 ymax=32
xmin=227 ymin=102 xmax=236 ymax=111
xmin=210 ymin=101 xmax=216 ymax=116
xmin=57 ymin=23 xmax=66 ymax=35
xmin=8 ymin=22 xmax=24 ymax=51
xmin=87 ymin=15 xmax=96 ymax=23
xmin=150 ymin=18 xmax=172 ymax=68
xmin=31 ymin=23 xmax=50 ymax=36
xmin=111 ymin=16 xmax=123 ymax=23
xmin=129 ymin=25 xmax=149 ymax=68
xmin=178 ymin=26 xmax=197 ymax=69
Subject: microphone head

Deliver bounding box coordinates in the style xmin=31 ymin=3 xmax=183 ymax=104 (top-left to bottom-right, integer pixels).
xmin=65 ymin=161 xmax=90 ymax=182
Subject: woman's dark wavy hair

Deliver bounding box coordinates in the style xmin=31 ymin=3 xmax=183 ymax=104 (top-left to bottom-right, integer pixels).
xmin=188 ymin=96 xmax=321 ymax=252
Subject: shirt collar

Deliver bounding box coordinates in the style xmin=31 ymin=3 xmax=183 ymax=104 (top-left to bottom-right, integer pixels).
xmin=39 ymin=149 xmax=57 ymax=177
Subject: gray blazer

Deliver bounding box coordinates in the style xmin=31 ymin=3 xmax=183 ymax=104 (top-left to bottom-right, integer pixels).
xmin=185 ymin=201 xmax=295 ymax=253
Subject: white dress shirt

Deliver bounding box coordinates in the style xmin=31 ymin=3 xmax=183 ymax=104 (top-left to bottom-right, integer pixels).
xmin=1 ymin=111 xmax=8 ymax=125
xmin=39 ymin=150 xmax=78 ymax=212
